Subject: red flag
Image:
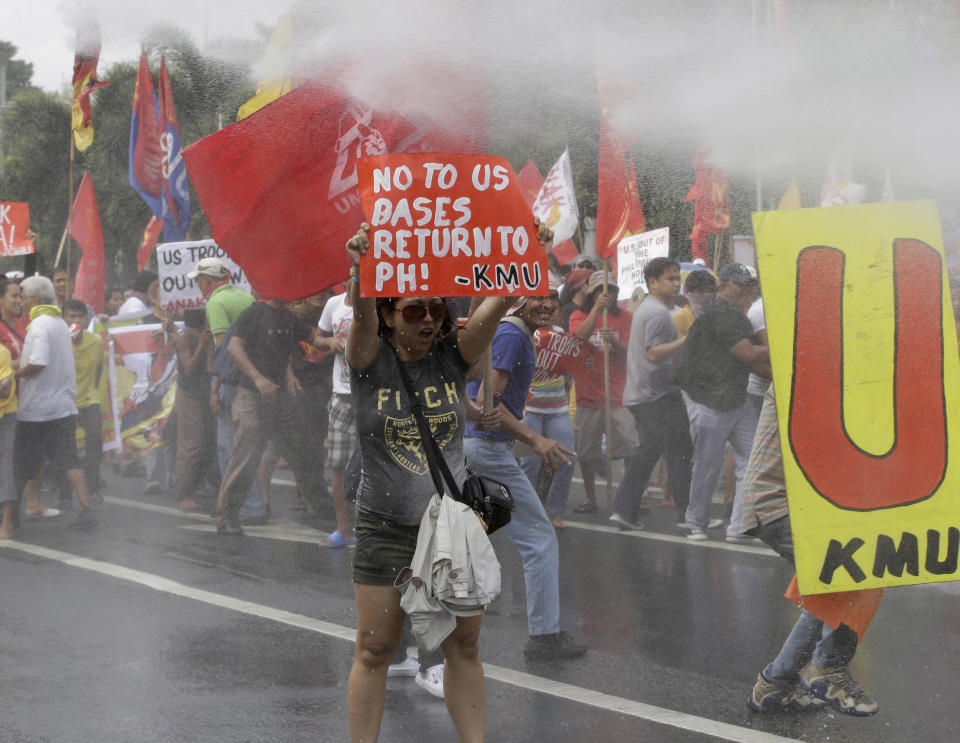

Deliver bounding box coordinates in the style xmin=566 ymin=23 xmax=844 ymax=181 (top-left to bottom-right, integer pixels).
xmin=182 ymin=83 xmax=482 ymax=300
xmin=137 ymin=215 xmax=164 ymax=270
xmin=595 ymin=115 xmax=645 ymax=260
xmin=516 ymin=161 xmax=544 ymax=208
xmin=71 ymin=13 xmax=109 ymax=152
xmin=71 ymin=173 xmax=105 ymax=313
xmin=685 ymin=147 xmax=729 ymax=265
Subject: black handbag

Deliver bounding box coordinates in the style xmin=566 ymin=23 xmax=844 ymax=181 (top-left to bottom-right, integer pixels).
xmin=392 ymin=346 xmax=514 ymax=534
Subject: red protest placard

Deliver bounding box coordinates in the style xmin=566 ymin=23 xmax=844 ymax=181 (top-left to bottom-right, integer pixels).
xmin=357 ymin=153 xmax=547 ymax=297
xmin=0 ymin=202 xmax=36 ymax=257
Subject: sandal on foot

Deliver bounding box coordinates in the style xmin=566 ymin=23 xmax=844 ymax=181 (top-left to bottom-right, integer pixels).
xmin=573 ymin=502 xmax=598 ymax=514
xmin=321 ymin=530 xmax=357 ymax=548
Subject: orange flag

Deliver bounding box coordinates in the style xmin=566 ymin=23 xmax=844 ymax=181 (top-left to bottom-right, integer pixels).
xmin=71 ymin=173 xmax=105 ymax=312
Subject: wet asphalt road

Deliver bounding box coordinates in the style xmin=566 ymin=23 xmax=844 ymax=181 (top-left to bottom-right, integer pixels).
xmin=1 ymin=467 xmax=958 ymax=743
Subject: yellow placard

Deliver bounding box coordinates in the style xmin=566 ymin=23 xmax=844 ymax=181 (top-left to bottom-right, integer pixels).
xmin=754 ymin=200 xmax=960 ymax=594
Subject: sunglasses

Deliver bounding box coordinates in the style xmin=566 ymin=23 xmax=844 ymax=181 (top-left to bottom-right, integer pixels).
xmin=399 ymin=301 xmax=448 ymax=323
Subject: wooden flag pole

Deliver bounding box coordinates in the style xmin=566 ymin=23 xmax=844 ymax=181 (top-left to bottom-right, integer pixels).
xmin=601 ymin=260 xmax=613 ymax=513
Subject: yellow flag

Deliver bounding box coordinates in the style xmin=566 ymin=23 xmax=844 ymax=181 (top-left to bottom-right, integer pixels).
xmin=237 ymin=13 xmax=294 ymax=121
xmin=777 ymin=179 xmax=802 ymax=210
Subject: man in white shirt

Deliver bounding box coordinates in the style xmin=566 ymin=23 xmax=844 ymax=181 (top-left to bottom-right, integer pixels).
xmin=16 ymin=276 xmax=96 ymax=529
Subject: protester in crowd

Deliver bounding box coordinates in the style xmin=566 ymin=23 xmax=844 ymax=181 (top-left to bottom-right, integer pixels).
xmin=568 ymin=271 xmax=635 ymax=514
xmin=343 ymin=223 xmax=514 ymax=743
xmin=286 ymin=292 xmax=334 ymax=514
xmin=190 ymin=258 xmax=254 ymax=347
xmin=172 ymin=308 xmax=215 ymax=511
xmin=118 ymin=271 xmax=159 ymax=318
xmin=213 ymin=297 xmax=322 ymax=536
xmin=744 ymin=386 xmax=879 ymax=716
xmin=63 ymin=299 xmax=105 ymax=503
xmin=678 ymin=263 xmax=769 ymax=542
xmin=15 ymin=276 xmax=96 ymax=528
xmin=318 ymin=281 xmax=357 ymax=547
xmin=519 ymin=279 xmax=578 ymax=529
xmin=0 ymin=279 xmax=26 ymax=367
xmin=745 ymin=297 xmax=770 ymax=413
xmin=611 ymin=257 xmax=692 ymax=530
xmin=673 ymin=269 xmax=717 ymax=337
xmin=465 ymin=293 xmax=585 ymax=661
xmin=191 ymin=258 xmax=268 ymax=521
xmin=558 ymin=268 xmax=592 ymax=331
xmin=0 ymin=343 xmax=16 ymax=539
xmin=105 ymin=287 xmax=126 ymax=318
xmin=51 ymin=267 xmax=69 ymax=309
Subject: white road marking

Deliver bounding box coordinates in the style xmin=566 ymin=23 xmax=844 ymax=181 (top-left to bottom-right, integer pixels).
xmin=0 ymin=539 xmax=797 ymax=743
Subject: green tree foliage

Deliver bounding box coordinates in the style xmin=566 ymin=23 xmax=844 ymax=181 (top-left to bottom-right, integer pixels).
xmin=0 ymin=41 xmax=37 ymax=97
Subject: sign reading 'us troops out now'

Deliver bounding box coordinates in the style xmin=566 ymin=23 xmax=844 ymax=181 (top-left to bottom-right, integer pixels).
xmin=754 ymin=200 xmax=960 ymax=595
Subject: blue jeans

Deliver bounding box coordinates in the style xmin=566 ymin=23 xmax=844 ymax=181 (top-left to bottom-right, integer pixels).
xmin=465 ymin=438 xmax=560 ymax=636
xmin=520 ymin=411 xmax=575 ymax=519
xmin=751 ymin=516 xmax=858 ymax=684
xmin=685 ymin=398 xmax=758 ymax=532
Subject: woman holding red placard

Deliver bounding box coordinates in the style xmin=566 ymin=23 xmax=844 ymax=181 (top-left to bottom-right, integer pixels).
xmin=344 ymin=222 xmax=552 ymax=742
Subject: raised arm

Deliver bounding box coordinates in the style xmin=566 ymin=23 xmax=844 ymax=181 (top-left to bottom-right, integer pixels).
xmin=344 ymin=224 xmax=380 ymax=370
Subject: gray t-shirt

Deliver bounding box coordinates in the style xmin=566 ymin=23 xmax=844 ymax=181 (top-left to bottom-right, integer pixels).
xmin=350 ymin=330 xmax=471 ymax=523
xmin=623 ymin=296 xmax=680 ymax=406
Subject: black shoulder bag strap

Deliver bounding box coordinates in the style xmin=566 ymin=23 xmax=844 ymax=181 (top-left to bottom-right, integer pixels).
xmin=388 ymin=345 xmax=463 ymax=502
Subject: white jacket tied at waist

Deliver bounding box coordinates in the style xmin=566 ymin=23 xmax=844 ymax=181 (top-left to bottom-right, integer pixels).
xmin=396 ymin=493 xmax=502 ymax=652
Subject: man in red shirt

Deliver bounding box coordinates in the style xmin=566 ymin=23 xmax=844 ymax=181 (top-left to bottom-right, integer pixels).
xmin=568 ymin=272 xmax=636 ymax=517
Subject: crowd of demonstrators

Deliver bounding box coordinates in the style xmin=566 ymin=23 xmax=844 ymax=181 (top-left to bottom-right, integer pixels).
xmin=568 ymin=271 xmax=636 ymax=516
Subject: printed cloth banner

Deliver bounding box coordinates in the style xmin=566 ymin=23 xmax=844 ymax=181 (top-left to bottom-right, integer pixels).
xmin=616 ymin=227 xmax=670 ymax=300
xmin=532 ymin=327 xmax=595 ymax=378
xmin=530 ymin=149 xmax=579 ymax=246
xmin=157 ymin=240 xmax=251 ymax=312
xmin=754 ymin=200 xmax=960 ymax=594
xmin=357 ymin=153 xmax=547 ymax=297
xmin=0 ymin=202 xmax=35 ymax=256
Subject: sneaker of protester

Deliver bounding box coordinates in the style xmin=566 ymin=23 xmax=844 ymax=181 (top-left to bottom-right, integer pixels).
xmin=726 ymin=534 xmax=760 ymax=545
xmin=67 ymin=507 xmax=97 ymax=530
xmin=609 ymin=513 xmax=642 ymax=531
xmin=414 ymin=664 xmax=445 ymax=698
xmin=799 ymin=663 xmax=879 ymax=716
xmin=707 ymin=518 xmax=724 ymax=529
xmin=215 ymin=520 xmax=245 ymax=537
xmin=686 ymin=527 xmax=708 ymax=541
xmin=387 ymin=655 xmax=420 ymax=677
xmin=524 ymin=631 xmax=587 ymax=661
xmin=747 ymin=672 xmax=825 ymax=713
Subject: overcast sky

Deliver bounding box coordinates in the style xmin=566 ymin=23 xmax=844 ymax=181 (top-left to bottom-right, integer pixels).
xmin=3 ymin=0 xmax=284 ymax=94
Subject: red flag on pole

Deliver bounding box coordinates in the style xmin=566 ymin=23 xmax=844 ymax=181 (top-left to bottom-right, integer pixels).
xmin=137 ymin=215 xmax=164 ymax=271
xmin=182 ymin=82 xmax=482 ymax=300
xmin=595 ymin=114 xmax=645 ymax=261
xmin=516 ymin=161 xmax=544 ymax=208
xmin=70 ymin=173 xmax=105 ymax=312
xmin=685 ymin=147 xmax=730 ymax=265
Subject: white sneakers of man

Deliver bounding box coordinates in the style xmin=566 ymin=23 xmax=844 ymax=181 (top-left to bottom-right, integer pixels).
xmin=414 ymin=664 xmax=445 ymax=698
xmin=686 ymin=518 xmax=724 ymax=540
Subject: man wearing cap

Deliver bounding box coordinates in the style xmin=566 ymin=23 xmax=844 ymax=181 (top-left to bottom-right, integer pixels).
xmin=677 ymin=263 xmax=769 ymax=541
xmin=568 ymin=271 xmax=635 ymax=514
xmin=558 ymin=268 xmax=592 ymax=331
xmin=188 ymin=258 xmax=254 ymax=348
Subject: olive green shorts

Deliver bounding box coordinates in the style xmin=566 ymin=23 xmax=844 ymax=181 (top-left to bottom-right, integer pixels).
xmin=352 ymin=508 xmax=421 ymax=586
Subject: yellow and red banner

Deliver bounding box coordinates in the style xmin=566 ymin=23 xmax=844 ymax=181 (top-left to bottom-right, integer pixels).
xmin=357 ymin=153 xmax=547 ymax=297
xmin=754 ymin=200 xmax=960 ymax=594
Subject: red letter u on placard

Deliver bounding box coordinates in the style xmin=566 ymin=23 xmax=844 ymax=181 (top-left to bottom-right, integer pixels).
xmin=788 ymin=239 xmax=947 ymax=511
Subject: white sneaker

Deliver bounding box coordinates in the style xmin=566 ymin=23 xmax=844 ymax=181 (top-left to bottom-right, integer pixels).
xmin=726 ymin=533 xmax=760 ymax=545
xmin=609 ymin=513 xmax=642 ymax=531
xmin=687 ymin=527 xmax=708 ymax=541
xmin=387 ymin=655 xmax=420 ymax=677
xmin=707 ymin=518 xmax=724 ymax=529
xmin=414 ymin=663 xmax=445 ymax=698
